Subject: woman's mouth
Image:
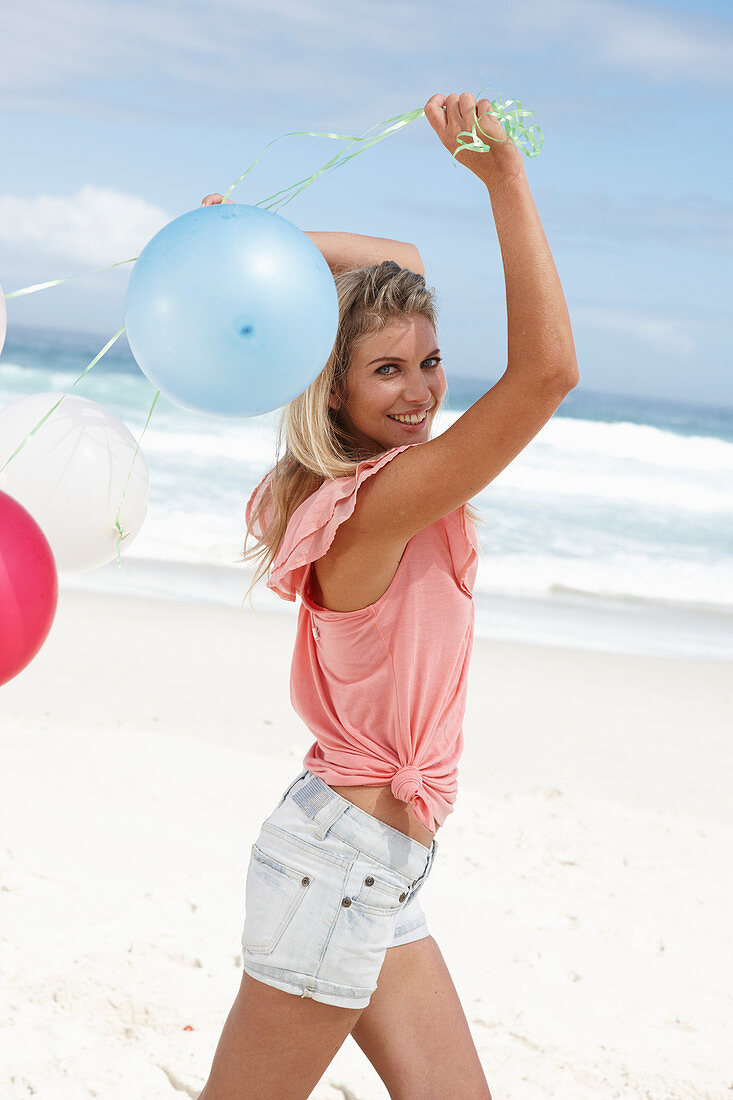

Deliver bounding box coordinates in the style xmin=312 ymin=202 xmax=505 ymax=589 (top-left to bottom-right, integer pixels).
xmin=387 ymin=405 xmax=433 ymax=430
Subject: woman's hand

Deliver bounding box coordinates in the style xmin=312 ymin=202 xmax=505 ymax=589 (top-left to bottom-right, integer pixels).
xmin=423 ymin=92 xmax=526 ymax=188
xmin=201 ymin=193 xmax=233 ymax=206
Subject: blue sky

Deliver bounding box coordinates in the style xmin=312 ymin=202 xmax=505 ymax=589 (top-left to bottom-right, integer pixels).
xmin=1 ymin=0 xmax=731 ymax=407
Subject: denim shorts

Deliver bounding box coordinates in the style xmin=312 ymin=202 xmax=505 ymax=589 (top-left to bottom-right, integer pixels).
xmin=240 ymin=768 xmax=438 ymax=1009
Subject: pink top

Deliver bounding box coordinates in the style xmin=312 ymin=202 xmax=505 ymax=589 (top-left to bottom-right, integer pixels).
xmin=246 ymin=442 xmax=479 ymax=832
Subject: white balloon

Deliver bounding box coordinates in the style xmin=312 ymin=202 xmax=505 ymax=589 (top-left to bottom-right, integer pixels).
xmin=0 ymin=285 xmax=6 ymax=357
xmin=0 ymin=392 xmax=149 ymax=573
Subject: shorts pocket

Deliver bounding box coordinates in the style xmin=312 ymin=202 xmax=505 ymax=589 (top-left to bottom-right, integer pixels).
xmin=351 ymin=863 xmax=411 ymax=913
xmin=242 ymin=843 xmax=312 ymax=955
xmin=323 ymin=894 xmax=398 ymax=994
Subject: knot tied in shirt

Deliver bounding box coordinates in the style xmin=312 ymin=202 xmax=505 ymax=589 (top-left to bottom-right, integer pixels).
xmin=390 ymin=764 xmax=434 ymax=832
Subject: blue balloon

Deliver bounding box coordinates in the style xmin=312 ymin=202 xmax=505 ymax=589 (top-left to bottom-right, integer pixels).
xmin=124 ymin=204 xmax=339 ymax=417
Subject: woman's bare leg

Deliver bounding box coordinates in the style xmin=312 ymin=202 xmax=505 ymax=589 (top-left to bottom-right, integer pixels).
xmin=198 ymin=969 xmax=365 ymax=1100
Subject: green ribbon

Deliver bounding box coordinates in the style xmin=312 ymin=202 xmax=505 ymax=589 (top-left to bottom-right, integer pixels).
xmin=223 ymin=89 xmax=542 ymax=211
xmin=0 ymin=327 xmax=126 ymax=477
xmin=452 ymin=92 xmax=543 ymax=160
xmin=1 ymin=89 xmax=541 ymax=570
xmin=2 ymin=258 xmax=137 ymax=300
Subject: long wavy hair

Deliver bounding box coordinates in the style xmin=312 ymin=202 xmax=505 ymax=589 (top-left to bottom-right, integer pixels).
xmin=240 ymin=260 xmax=484 ymax=606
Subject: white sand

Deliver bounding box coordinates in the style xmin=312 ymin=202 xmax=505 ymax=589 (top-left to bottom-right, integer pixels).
xmin=1 ymin=588 xmax=732 ymax=1098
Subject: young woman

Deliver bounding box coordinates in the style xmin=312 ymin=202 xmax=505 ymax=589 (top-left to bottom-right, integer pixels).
xmin=197 ymin=91 xmax=578 ymax=1100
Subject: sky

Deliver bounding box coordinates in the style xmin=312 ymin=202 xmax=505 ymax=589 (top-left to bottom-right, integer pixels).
xmin=1 ymin=0 xmax=731 ymax=408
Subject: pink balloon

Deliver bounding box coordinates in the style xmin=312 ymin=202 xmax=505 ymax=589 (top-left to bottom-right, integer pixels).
xmin=0 ymin=490 xmax=58 ymax=687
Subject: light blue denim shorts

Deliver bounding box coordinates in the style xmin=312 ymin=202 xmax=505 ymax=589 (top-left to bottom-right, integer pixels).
xmin=241 ymin=768 xmax=438 ymax=1009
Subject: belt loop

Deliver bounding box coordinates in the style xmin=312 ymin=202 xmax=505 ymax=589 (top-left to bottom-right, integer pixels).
xmin=289 ymin=773 xmax=350 ymax=839
xmin=310 ymin=797 xmax=349 ymax=840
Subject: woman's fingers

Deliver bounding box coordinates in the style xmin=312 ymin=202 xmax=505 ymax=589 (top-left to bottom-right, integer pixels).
xmin=444 ymin=92 xmax=466 ymax=134
xmin=201 ymin=193 xmax=232 ymax=206
xmin=424 ymin=90 xmax=525 ymax=184
xmin=475 ymin=98 xmax=495 ymax=139
xmin=423 ymin=93 xmax=448 ymax=134
xmin=425 ymin=91 xmax=486 ymax=147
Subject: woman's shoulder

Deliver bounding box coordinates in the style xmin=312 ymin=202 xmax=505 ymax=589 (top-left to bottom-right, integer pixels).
xmin=265 ymin=444 xmax=415 ymax=602
xmin=265 ymin=444 xmax=477 ymax=603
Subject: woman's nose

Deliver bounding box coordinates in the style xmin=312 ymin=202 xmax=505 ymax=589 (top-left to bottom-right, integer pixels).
xmin=401 ymin=375 xmax=432 ymax=403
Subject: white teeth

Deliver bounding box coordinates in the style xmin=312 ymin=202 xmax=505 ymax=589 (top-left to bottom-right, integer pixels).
xmin=388 ymin=409 xmax=429 ymax=424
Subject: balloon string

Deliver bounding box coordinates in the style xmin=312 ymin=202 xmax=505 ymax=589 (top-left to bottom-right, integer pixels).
xmin=224 ymin=91 xmax=542 ymax=211
xmin=222 ymin=107 xmax=426 ymax=208
xmin=2 ymin=259 xmax=137 ymax=300
xmin=2 ymin=90 xmax=542 ymax=298
xmin=0 ymin=327 xmax=126 ymax=475
xmin=113 ymin=386 xmax=160 ymax=566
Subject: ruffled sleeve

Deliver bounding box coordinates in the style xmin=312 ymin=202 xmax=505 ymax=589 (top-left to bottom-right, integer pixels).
xmin=443 ymin=503 xmax=480 ymax=597
xmin=267 ymin=444 xmax=414 ymax=602
xmin=244 ymin=469 xmax=275 ymax=542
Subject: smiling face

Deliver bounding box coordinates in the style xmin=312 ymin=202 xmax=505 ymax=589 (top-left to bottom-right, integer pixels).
xmin=329 ymin=314 xmax=447 ymax=454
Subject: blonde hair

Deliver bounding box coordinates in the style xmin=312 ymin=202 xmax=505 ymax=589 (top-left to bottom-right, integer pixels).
xmin=240 ymin=260 xmax=483 ymax=606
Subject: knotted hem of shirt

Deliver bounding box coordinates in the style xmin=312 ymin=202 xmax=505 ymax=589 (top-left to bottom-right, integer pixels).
xmin=390 ymin=764 xmax=435 ymax=833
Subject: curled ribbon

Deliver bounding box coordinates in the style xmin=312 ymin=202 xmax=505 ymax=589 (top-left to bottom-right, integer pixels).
xmin=222 ymin=89 xmax=542 ymax=211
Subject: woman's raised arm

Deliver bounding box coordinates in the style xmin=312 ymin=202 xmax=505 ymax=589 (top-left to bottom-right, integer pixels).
xmin=200 ymin=194 xmax=424 ymax=276
xmin=302 ymin=232 xmax=424 ymax=277
xmin=327 ymin=92 xmax=580 ymax=544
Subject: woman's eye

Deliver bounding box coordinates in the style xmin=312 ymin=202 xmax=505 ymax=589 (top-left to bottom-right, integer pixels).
xmin=375 ymin=357 xmax=441 ymax=376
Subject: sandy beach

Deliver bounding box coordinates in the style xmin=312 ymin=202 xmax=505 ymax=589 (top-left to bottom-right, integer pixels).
xmin=1 ymin=585 xmax=732 ymax=1098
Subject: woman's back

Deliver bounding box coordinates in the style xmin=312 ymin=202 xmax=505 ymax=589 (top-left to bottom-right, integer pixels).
xmin=259 ymin=442 xmax=479 ymax=841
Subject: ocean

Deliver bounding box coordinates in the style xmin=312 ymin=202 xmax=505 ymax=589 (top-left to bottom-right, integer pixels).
xmin=2 ymin=324 xmax=732 ymax=661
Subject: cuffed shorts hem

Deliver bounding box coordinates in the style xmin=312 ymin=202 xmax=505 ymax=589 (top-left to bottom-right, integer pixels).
xmin=243 ymin=960 xmax=376 ymax=1010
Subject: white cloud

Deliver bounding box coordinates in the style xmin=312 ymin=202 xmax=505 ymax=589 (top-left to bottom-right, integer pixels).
xmin=0 ymin=185 xmax=171 ymax=267
xmin=574 ymin=304 xmax=698 ymax=356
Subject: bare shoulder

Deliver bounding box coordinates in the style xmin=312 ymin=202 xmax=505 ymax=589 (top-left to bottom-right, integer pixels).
xmin=310 ymin=519 xmax=409 ymax=614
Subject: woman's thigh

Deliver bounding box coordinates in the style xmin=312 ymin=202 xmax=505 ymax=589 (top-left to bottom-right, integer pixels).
xmin=198 ymin=968 xmax=365 ymax=1100
xmin=199 ymin=770 xmax=440 ymax=1097
xmin=351 ymin=935 xmax=492 ymax=1100
xmin=198 ymin=972 xmax=363 ymax=1100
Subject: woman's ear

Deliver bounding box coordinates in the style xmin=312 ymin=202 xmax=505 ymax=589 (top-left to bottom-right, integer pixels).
xmin=328 ymin=380 xmax=346 ymax=411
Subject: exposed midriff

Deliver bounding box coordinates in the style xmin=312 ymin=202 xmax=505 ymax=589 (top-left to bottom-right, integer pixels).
xmin=327 ymin=782 xmax=438 ymax=851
